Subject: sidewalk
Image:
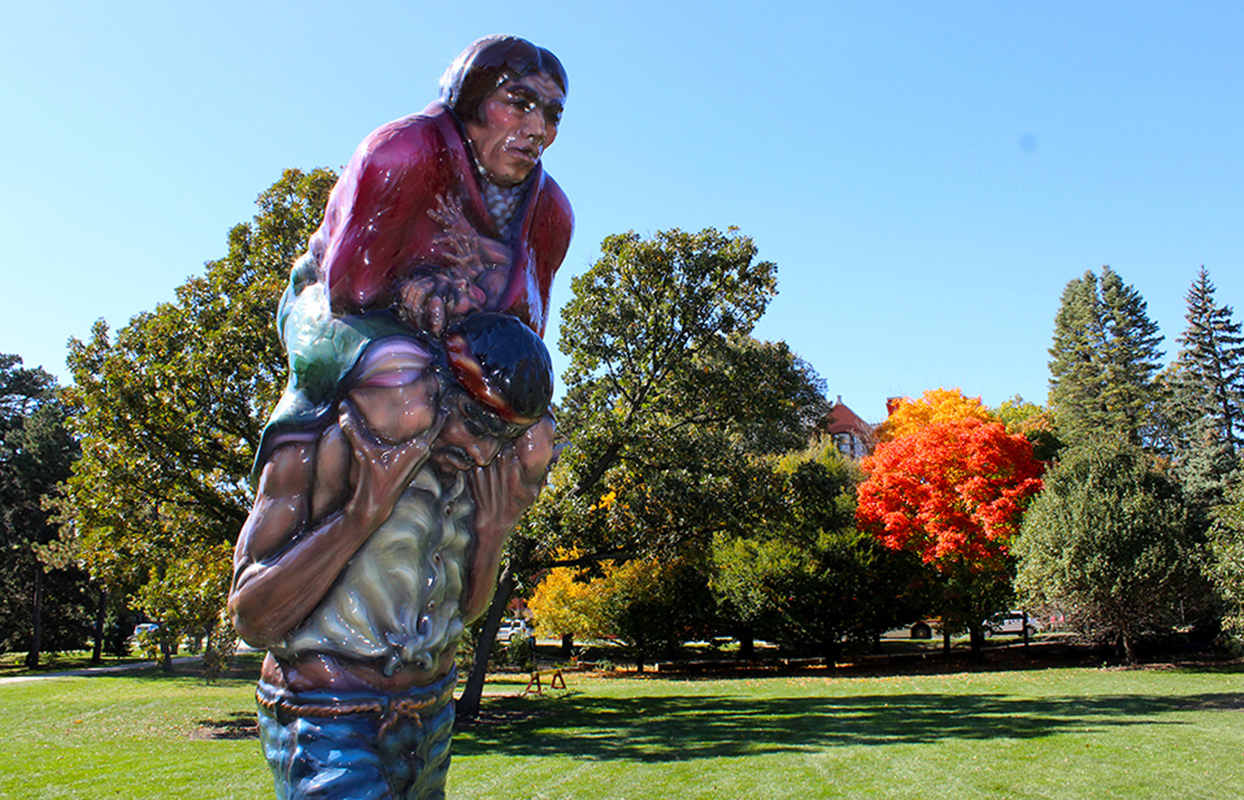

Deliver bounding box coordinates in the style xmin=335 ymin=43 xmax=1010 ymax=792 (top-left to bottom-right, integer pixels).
xmin=0 ymin=655 xmax=203 ymax=685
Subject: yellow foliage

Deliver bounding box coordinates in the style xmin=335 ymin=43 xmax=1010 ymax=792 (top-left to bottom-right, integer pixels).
xmin=874 ymin=387 xmax=994 ymax=442
xmin=528 ymin=550 xmax=606 ymax=640
xmin=528 ymin=552 xmax=676 ymax=643
xmin=590 ymin=489 xmax=618 ymax=512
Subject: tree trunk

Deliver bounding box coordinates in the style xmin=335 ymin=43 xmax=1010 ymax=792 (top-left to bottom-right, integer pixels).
xmin=1121 ymin=625 xmax=1138 ymax=664
xmin=24 ymin=565 xmax=45 ymax=669
xmin=942 ymin=626 xmax=952 ymax=653
xmin=561 ymin=633 xmax=574 ymax=657
xmin=91 ymin=588 xmax=107 ymax=665
xmin=456 ymin=565 xmax=515 ymax=722
xmin=824 ymin=638 xmax=841 ymax=669
xmin=968 ymin=625 xmax=984 ymax=659
xmin=738 ymin=630 xmax=755 ymax=661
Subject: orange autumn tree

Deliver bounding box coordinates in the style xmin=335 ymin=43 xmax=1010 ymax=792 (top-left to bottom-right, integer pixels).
xmin=857 ymin=398 xmax=1044 ymax=655
xmin=874 ymin=387 xmax=993 ymax=443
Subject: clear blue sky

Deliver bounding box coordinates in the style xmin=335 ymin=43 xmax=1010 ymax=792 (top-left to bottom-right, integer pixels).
xmin=3 ymin=1 xmax=1242 ymax=423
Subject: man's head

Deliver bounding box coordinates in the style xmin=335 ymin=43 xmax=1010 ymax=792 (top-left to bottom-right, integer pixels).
xmin=432 ymin=313 xmax=554 ymax=474
xmin=441 ymin=35 xmax=567 ymax=187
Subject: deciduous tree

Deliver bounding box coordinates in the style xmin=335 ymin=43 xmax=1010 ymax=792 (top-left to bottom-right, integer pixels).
xmin=993 ymin=395 xmax=1061 ymax=461
xmin=477 ymin=227 xmax=829 ymax=690
xmin=856 ymin=411 xmax=1045 ymax=654
xmin=1014 ymin=438 xmax=1197 ymax=662
xmin=56 ymin=169 xmax=337 ymax=667
xmin=527 ymin=549 xmax=711 ymax=671
xmin=533 ymin=227 xmax=827 ymax=556
xmin=711 ymin=436 xmax=926 ymax=660
xmin=875 ymin=388 xmax=992 ymax=443
xmin=527 ymin=550 xmax=608 ymax=648
xmin=1208 ymin=482 xmax=1244 ymax=648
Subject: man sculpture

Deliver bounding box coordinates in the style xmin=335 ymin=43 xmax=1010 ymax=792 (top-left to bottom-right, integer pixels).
xmin=228 ymin=35 xmax=572 ymax=800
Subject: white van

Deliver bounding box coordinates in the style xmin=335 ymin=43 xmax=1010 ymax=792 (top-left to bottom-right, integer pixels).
xmin=983 ymin=611 xmax=1040 ymax=637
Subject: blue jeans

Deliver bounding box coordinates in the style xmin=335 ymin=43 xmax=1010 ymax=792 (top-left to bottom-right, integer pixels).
xmin=255 ymin=669 xmax=456 ymax=800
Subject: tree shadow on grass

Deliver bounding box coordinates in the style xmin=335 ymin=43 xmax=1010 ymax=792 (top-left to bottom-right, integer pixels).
xmin=191 ymin=711 xmax=259 ymax=740
xmin=453 ymin=690 xmax=1244 ymax=763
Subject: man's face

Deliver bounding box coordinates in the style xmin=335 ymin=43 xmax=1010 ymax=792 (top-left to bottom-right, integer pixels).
xmin=464 ymin=72 xmax=565 ymax=188
xmin=431 ymin=391 xmax=526 ymax=476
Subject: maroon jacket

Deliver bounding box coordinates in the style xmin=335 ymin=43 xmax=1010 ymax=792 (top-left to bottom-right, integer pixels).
xmin=308 ymin=102 xmax=573 ymax=337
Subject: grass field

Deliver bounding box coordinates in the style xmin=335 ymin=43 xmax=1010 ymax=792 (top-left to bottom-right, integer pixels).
xmin=1 ymin=654 xmax=1242 ymax=799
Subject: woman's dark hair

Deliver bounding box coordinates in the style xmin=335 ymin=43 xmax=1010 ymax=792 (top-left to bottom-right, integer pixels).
xmin=440 ymin=35 xmax=567 ymax=124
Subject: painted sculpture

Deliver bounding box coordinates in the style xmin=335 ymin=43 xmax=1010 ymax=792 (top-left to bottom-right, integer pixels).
xmin=228 ymin=35 xmax=571 ymax=799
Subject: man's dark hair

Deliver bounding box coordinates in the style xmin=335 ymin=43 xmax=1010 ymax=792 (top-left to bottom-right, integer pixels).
xmin=444 ymin=313 xmax=553 ymax=424
xmin=440 ymin=35 xmax=568 ymax=124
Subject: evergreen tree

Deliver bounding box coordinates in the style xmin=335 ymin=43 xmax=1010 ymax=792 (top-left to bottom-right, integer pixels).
xmin=1170 ymin=266 xmax=1244 ymax=461
xmin=1161 ymin=267 xmax=1244 ymax=582
xmin=0 ymin=356 xmax=89 ymax=666
xmin=1048 ymin=272 xmax=1108 ymax=445
xmin=1048 ymin=266 xmax=1165 ymax=448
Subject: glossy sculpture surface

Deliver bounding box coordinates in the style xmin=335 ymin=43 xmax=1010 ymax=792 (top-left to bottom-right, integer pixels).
xmin=228 ymin=35 xmax=571 ymax=800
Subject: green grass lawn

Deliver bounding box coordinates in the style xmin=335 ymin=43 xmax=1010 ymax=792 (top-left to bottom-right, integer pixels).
xmin=2 ymin=654 xmax=1242 ymax=799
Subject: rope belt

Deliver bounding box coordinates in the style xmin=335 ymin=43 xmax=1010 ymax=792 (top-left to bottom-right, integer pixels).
xmin=257 ymin=677 xmax=456 ymax=738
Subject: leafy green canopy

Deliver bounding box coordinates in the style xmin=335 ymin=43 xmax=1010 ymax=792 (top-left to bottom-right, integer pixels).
xmin=56 ymin=168 xmax=338 ymax=650
xmin=509 ymin=227 xmax=831 ymax=665
xmin=1014 ymin=438 xmax=1198 ymax=661
xmin=711 ymin=438 xmax=927 ymax=659
xmin=1209 ymin=484 xmax=1244 ymax=648
xmin=536 ymin=227 xmax=829 ymax=562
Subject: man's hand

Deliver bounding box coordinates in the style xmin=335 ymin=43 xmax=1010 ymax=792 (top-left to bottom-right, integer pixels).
xmin=338 ymin=399 xmax=444 ymax=533
xmin=428 ymin=194 xmax=486 ymax=274
xmin=394 ymin=193 xmax=513 ymax=334
xmin=468 ymin=416 xmax=555 ymax=542
xmin=396 ymin=272 xmax=486 ymax=335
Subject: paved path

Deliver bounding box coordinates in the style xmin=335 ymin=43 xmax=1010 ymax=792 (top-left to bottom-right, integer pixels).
xmin=0 ymin=655 xmax=203 ymax=685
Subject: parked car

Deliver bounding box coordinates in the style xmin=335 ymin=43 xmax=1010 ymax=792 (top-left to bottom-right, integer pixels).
xmin=983 ymin=611 xmax=1041 ymax=638
xmin=496 ymin=619 xmax=531 ymax=643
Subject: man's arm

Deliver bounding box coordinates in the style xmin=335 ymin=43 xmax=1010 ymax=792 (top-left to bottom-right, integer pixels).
xmin=460 ymin=416 xmax=555 ymax=622
xmin=228 ymin=401 xmax=440 ymax=647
